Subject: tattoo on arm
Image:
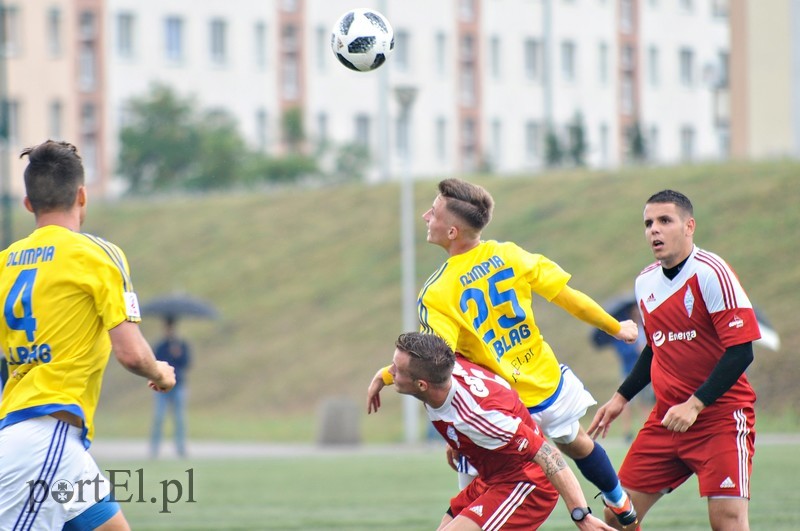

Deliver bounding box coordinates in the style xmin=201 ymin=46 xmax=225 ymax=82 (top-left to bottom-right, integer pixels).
xmin=536 ymin=441 xmax=568 ymax=478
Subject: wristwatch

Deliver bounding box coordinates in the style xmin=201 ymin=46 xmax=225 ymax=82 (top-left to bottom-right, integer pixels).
xmin=570 ymin=506 xmax=592 ymax=522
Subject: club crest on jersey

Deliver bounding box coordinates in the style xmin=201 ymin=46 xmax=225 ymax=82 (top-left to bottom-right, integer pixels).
xmin=684 ymin=287 xmax=695 ymax=317
xmin=446 ymin=425 xmax=460 ymax=447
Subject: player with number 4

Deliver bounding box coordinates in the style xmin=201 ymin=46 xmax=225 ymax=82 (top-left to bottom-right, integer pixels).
xmin=367 ymin=179 xmax=640 ymax=528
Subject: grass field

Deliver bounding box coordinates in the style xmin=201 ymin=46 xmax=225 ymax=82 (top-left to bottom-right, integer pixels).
xmin=101 ymin=439 xmax=799 ymax=530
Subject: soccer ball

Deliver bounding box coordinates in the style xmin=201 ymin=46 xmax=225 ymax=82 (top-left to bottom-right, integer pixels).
xmin=330 ymin=8 xmax=394 ymax=72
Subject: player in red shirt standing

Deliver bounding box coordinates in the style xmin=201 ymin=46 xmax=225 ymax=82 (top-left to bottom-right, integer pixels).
xmin=373 ymin=332 xmax=614 ymax=530
xmin=589 ymin=190 xmax=760 ymax=530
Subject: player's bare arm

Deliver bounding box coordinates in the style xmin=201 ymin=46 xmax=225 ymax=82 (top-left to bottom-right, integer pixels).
xmin=366 ymin=368 xmax=386 ymax=414
xmin=110 ymin=321 xmax=176 ymax=392
xmin=533 ymin=441 xmax=616 ymax=530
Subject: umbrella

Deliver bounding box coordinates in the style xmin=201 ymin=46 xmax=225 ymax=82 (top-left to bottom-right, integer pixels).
xmin=140 ymin=293 xmax=219 ymax=321
xmin=589 ymin=294 xmax=780 ymax=351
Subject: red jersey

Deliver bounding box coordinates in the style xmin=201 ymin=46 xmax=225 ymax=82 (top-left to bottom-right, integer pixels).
xmin=635 ymin=246 xmax=760 ymax=421
xmin=428 ymin=357 xmax=551 ymax=487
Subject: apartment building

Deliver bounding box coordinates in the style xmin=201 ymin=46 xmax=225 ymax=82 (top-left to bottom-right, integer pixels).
xmin=1 ymin=0 xmax=760 ymax=199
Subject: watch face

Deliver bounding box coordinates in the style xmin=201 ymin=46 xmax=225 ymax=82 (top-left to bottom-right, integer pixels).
xmin=571 ymin=507 xmax=590 ymax=521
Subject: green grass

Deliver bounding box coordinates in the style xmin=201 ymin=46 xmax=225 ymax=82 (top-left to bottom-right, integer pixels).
xmin=100 ymin=440 xmax=800 ymax=530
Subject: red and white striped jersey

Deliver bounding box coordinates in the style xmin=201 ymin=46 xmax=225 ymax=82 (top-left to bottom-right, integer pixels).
xmin=635 ymin=246 xmax=760 ymax=420
xmin=427 ymin=357 xmax=549 ymax=485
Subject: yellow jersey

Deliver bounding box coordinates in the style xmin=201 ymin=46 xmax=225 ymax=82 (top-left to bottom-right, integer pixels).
xmin=0 ymin=225 xmax=140 ymax=446
xmin=418 ymin=240 xmax=570 ymax=409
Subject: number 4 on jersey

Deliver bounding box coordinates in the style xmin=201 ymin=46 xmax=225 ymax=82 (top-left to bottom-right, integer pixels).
xmin=4 ymin=269 xmax=38 ymax=342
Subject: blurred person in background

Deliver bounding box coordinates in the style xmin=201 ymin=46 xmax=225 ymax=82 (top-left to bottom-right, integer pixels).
xmin=150 ymin=317 xmax=191 ymax=459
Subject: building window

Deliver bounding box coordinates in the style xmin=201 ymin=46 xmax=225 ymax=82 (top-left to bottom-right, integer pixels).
xmin=255 ymin=109 xmax=268 ymax=151
xmin=524 ymin=38 xmax=541 ymax=80
xmin=680 ymin=126 xmax=695 ymax=161
xmin=620 ymin=0 xmax=633 ymax=34
xmin=316 ymin=26 xmax=327 ymax=70
xmin=561 ymin=41 xmax=576 ymax=82
xmin=49 ymin=100 xmax=63 ymax=139
xmin=621 ymin=73 xmax=633 ymax=115
xmin=680 ymin=48 xmax=694 ymax=87
xmin=317 ymin=112 xmax=328 ymax=146
xmin=48 ymin=8 xmax=62 ymax=57
xmin=461 ymin=118 xmax=477 ymax=171
xmin=490 ymin=36 xmax=501 ymax=79
xmin=598 ymin=42 xmax=608 ymax=84
xmin=459 ymin=0 xmax=475 ymax=22
xmin=491 ymin=119 xmax=502 ymax=168
xmin=210 ymin=18 xmax=227 ymax=65
xmin=394 ymin=30 xmax=409 ymax=72
xmin=680 ymin=0 xmax=693 ymax=12
xmin=165 ymin=16 xmax=184 ymax=62
xmin=1 ymin=99 xmax=20 ymax=144
xmin=117 ymin=12 xmax=135 ymax=58
xmin=435 ymin=32 xmax=446 ymax=77
xmin=355 ymin=114 xmax=371 ymax=146
xmin=712 ymin=0 xmax=729 ymax=18
xmin=81 ymin=103 xmax=98 ymax=183
xmin=436 ymin=117 xmax=447 ymax=161
xmin=281 ymin=25 xmax=299 ymax=100
xmin=599 ymin=123 xmax=609 ymax=166
xmin=0 ymin=6 xmax=21 ymax=56
xmin=254 ymin=22 xmax=267 ymax=69
xmin=79 ymin=43 xmax=96 ymax=91
xmin=621 ymin=44 xmax=635 ymax=72
xmin=649 ymin=125 xmax=659 ymax=160
xmin=79 ymin=11 xmax=96 ymax=40
xmin=460 ymin=35 xmax=476 ymax=106
xmin=282 ymin=0 xmax=298 ymax=12
xmin=525 ymin=121 xmax=541 ymax=162
xmin=648 ymin=46 xmax=659 ymax=86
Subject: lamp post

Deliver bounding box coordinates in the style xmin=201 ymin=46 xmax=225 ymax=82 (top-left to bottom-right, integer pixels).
xmin=0 ymin=0 xmax=12 ymax=248
xmin=394 ymin=85 xmax=418 ymax=444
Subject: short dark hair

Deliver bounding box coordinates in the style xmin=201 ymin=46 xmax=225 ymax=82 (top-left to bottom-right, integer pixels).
xmin=646 ymin=189 xmax=694 ymax=217
xmin=20 ymin=140 xmax=85 ymax=215
xmin=438 ymin=178 xmax=494 ymax=231
xmin=395 ymin=332 xmax=455 ymax=385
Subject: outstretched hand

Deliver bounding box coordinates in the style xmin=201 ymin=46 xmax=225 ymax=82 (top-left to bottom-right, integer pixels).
xmin=587 ymin=393 xmax=627 ymax=440
xmin=366 ymin=369 xmax=385 ymax=414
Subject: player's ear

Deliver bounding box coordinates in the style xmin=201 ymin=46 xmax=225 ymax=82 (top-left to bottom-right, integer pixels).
xmin=416 ymin=379 xmax=429 ymax=392
xmin=23 ymin=196 xmax=34 ymax=213
xmin=685 ymin=216 xmax=696 ymax=237
xmin=448 ymin=225 xmax=458 ymax=240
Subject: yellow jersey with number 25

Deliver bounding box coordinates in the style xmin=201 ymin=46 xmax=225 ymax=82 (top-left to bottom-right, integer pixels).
xmin=0 ymin=225 xmax=141 ymax=446
xmin=418 ymin=240 xmax=571 ymax=409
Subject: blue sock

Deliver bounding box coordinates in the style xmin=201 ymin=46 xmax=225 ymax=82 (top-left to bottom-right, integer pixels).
xmin=573 ymin=442 xmax=625 ymax=505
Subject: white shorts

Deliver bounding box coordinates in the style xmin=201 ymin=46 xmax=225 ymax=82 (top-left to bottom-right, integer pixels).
xmin=0 ymin=416 xmax=114 ymax=531
xmin=529 ymin=365 xmax=596 ymax=444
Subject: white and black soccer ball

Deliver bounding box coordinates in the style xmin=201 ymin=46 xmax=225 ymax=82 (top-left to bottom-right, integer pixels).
xmin=330 ymin=8 xmax=394 ymax=72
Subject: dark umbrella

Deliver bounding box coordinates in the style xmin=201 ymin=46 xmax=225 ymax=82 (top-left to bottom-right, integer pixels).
xmin=140 ymin=293 xmax=219 ymax=322
xmin=589 ymin=294 xmax=780 ymax=351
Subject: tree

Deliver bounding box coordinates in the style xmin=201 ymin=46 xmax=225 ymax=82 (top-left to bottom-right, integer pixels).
xmin=118 ymin=84 xmax=249 ymax=193
xmin=568 ymin=112 xmax=587 ymax=166
xmin=545 ymin=127 xmax=563 ymax=168
xmin=627 ymin=121 xmax=647 ymax=163
xmin=117 ymin=84 xmax=200 ymax=193
xmin=282 ymin=107 xmax=305 ymax=153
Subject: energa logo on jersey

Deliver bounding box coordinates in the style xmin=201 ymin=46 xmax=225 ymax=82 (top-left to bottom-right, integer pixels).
xmin=652 ymin=329 xmax=697 ymax=347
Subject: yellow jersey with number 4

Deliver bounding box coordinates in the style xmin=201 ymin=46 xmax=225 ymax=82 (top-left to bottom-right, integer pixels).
xmin=0 ymin=225 xmax=140 ymax=446
xmin=418 ymin=240 xmax=570 ymax=409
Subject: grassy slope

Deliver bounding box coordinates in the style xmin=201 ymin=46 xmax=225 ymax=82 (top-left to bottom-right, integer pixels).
xmin=9 ymin=160 xmax=794 ymax=441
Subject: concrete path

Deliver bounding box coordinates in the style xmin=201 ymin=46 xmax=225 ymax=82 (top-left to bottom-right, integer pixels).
xmin=91 ymin=433 xmax=800 ymax=461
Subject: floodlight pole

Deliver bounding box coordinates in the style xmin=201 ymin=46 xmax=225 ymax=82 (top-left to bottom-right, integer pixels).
xmin=394 ymin=85 xmax=419 ymax=444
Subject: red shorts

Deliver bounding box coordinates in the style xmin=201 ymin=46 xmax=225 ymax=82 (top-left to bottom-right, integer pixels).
xmin=619 ymin=405 xmax=755 ymax=498
xmin=450 ymin=476 xmax=559 ymax=530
